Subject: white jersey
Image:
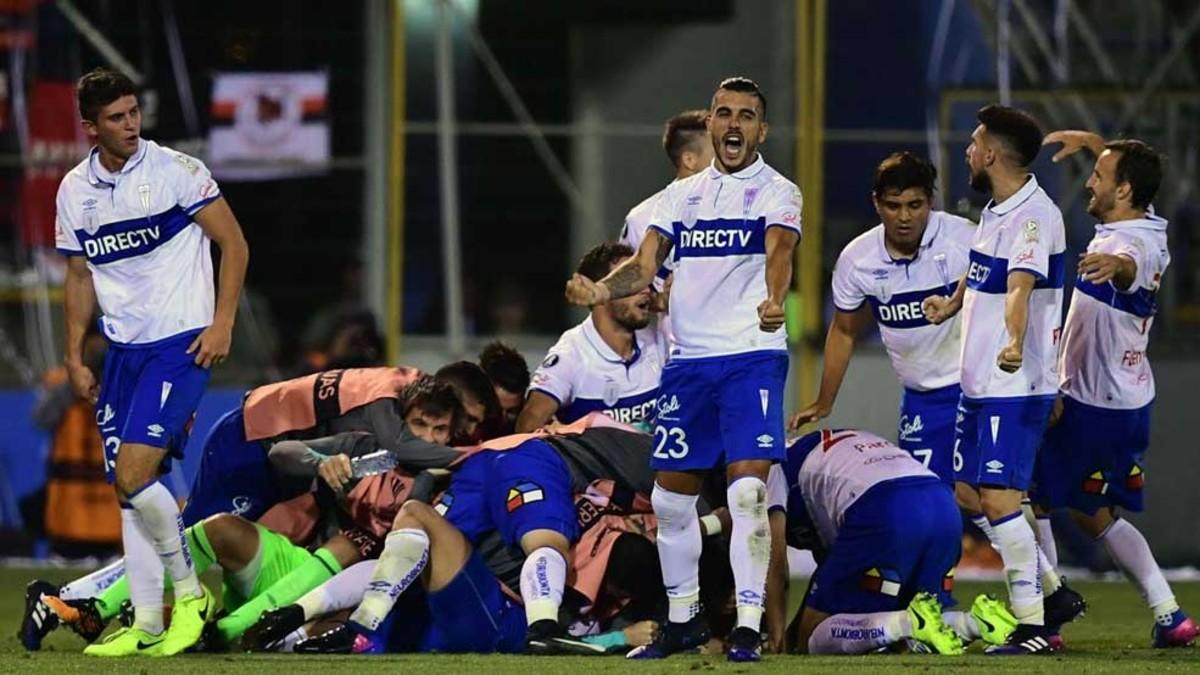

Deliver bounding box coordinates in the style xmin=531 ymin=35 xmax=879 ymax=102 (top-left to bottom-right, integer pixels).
xmin=831 ymin=211 xmax=975 ymax=391
xmin=767 ymin=429 xmax=935 ymax=548
xmin=529 ymin=316 xmax=667 ymax=429
xmin=648 ymin=155 xmax=801 ymax=360
xmin=1060 ymin=215 xmax=1169 ymax=409
xmin=55 ymin=140 xmax=221 ymax=345
xmin=960 ymin=175 xmax=1065 ymax=400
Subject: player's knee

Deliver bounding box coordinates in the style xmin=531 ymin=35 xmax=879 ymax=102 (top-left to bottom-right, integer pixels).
xmin=520 ymin=529 xmax=570 ymax=557
xmin=114 ymin=469 xmax=154 ymax=500
xmin=394 ymin=500 xmax=436 ymax=529
xmin=954 ymin=482 xmax=980 ymax=512
xmin=1070 ymin=507 xmax=1114 ymax=538
xmin=727 ymin=475 xmax=768 ymax=519
xmin=652 ymin=484 xmax=699 ymax=534
xmin=200 ymin=513 xmax=258 ymax=567
xmin=979 ymin=489 xmax=1020 ymax=519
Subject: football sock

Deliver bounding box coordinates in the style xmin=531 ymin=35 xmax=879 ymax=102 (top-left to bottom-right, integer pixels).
xmin=350 ymin=529 xmax=430 ymax=632
xmin=728 ymin=476 xmax=770 ymax=631
xmin=520 ymin=547 xmax=566 ymax=625
xmin=60 ymin=559 xmax=125 ymax=602
xmin=807 ymin=612 xmax=909 ymax=654
xmin=297 ymin=560 xmax=376 ymax=620
xmin=120 ymin=505 xmax=165 ymax=635
xmin=1036 ymin=515 xmax=1059 ymax=569
xmin=1100 ymin=518 xmax=1178 ymax=624
xmin=991 ymin=511 xmax=1044 ymax=626
xmin=943 ymin=611 xmax=982 ymax=642
xmin=127 ymin=481 xmax=201 ymax=600
xmin=652 ymin=484 xmax=702 ymax=624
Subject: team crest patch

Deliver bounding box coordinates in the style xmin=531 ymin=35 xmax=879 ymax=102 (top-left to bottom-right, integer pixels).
xmin=942 ymin=568 xmax=956 ymax=593
xmin=859 ymin=568 xmax=901 ymax=596
xmin=1083 ymin=470 xmax=1109 ymax=495
xmin=1023 ymin=219 xmax=1040 ymax=242
xmin=506 ymin=481 xmax=545 ymax=512
xmin=1125 ymin=464 xmax=1145 ymax=491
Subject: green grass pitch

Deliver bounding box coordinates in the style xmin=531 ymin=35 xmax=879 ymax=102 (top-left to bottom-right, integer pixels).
xmin=1 ymin=566 xmax=1198 ymax=673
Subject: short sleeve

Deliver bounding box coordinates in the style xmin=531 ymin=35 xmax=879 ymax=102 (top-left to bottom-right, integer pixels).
xmin=647 ymin=184 xmax=680 ymax=241
xmin=527 ymin=344 xmax=578 ymax=408
xmin=764 ymin=181 xmax=802 ymax=236
xmin=1113 ymin=232 xmax=1168 ymax=295
xmin=1006 ymin=210 xmax=1052 ymax=280
xmin=166 ymin=150 xmax=221 ymax=216
xmin=54 ymin=187 xmax=83 ymax=256
xmin=830 ymin=250 xmax=866 ymax=312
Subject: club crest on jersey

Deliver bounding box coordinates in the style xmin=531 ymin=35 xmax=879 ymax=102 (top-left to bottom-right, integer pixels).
xmin=875 ymin=279 xmax=893 ymax=304
xmin=602 ymin=379 xmax=620 ymax=407
xmin=506 ymin=481 xmax=544 ymax=512
xmin=859 ymin=568 xmax=901 ymax=596
xmin=742 ymin=187 xmax=760 ymax=216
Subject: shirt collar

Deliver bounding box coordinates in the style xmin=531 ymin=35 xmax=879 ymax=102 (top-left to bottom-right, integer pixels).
xmin=581 ymin=314 xmax=642 ymax=366
xmin=876 ymin=211 xmax=944 ymax=263
xmin=984 ymin=174 xmax=1039 ymax=216
xmin=87 ymin=139 xmax=148 ymax=186
xmin=707 ymin=153 xmax=767 ymax=181
xmin=1096 ymin=212 xmax=1169 ymax=233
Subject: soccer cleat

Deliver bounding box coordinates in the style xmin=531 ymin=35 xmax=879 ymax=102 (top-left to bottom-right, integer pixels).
xmin=43 ymin=595 xmax=108 ymax=644
xmin=18 ymin=580 xmax=60 ymax=651
xmin=626 ymin=615 xmax=711 ymax=659
xmin=984 ymin=623 xmax=1064 ymax=655
xmin=907 ymin=592 xmax=964 ymax=655
xmin=524 ymin=618 xmax=605 ymax=655
xmin=157 ymin=585 xmax=214 ymax=656
xmin=726 ymin=626 xmax=762 ymax=662
xmin=83 ymin=626 xmax=165 ymax=657
xmin=241 ymin=604 xmax=307 ymax=653
xmin=1044 ymin=582 xmax=1087 ymax=631
xmin=1152 ymin=610 xmax=1199 ymax=648
xmin=970 ymin=594 xmax=1018 ymax=646
xmin=294 ymin=621 xmax=381 ymax=654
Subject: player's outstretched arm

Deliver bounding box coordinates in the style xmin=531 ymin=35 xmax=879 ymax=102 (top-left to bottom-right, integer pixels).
xmin=189 ymin=197 xmax=249 ymax=368
xmin=998 ymin=270 xmax=1036 ymax=373
xmin=1043 ymin=129 xmax=1105 ymax=163
xmin=789 ymin=308 xmax=870 ymax=431
xmin=515 ymin=390 xmax=560 ymax=433
xmin=1079 ymin=251 xmax=1136 ymax=290
xmin=759 ymin=227 xmax=800 ymax=331
xmin=565 ymin=231 xmax=673 ymax=306
xmin=63 ymin=256 xmax=99 ymax=402
xmin=921 ymin=273 xmax=967 ymax=324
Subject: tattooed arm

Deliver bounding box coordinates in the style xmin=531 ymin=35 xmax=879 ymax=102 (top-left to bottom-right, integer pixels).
xmin=565 ymin=230 xmax=674 ymax=306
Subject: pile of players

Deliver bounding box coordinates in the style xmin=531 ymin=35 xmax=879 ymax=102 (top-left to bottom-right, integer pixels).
xmin=18 ymin=68 xmax=1197 ymax=661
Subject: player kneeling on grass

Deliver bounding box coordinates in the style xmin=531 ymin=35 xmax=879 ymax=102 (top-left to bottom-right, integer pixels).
xmin=770 ymin=429 xmax=1020 ymax=655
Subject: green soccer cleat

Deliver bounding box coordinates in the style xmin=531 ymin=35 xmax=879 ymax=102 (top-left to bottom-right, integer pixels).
xmin=907 ymin=592 xmax=965 ymax=655
xmin=971 ymin=594 xmax=1019 ymax=646
xmin=157 ymin=585 xmax=214 ymax=657
xmin=82 ymin=626 xmax=165 ymax=657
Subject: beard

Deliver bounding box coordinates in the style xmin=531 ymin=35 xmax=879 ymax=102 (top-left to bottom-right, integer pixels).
xmin=1086 ymin=191 xmax=1112 ymax=220
xmin=613 ymin=308 xmax=652 ymax=332
xmin=968 ymin=168 xmax=992 ymax=195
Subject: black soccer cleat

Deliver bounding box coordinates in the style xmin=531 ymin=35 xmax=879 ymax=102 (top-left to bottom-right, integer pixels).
xmin=523 ymin=619 xmax=607 ymax=656
xmin=241 ymin=604 xmax=307 ymax=652
xmin=1044 ymin=582 xmax=1087 ymax=632
xmin=18 ymin=580 xmax=60 ymax=651
xmin=726 ymin=626 xmax=763 ymax=662
xmin=294 ymin=621 xmax=383 ymax=654
xmin=42 ymin=595 xmax=107 ymax=643
xmin=985 ymin=623 xmax=1064 ymax=655
xmin=626 ymin=615 xmax=711 ymax=659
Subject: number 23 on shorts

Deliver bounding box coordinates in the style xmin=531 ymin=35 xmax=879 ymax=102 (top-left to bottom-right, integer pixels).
xmin=653 ymin=425 xmax=690 ymax=459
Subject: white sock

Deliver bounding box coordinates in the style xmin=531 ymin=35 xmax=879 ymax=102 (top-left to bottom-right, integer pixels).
xmin=807 ymin=612 xmax=910 ymax=654
xmin=728 ymin=476 xmax=770 ymax=631
xmin=1037 ymin=544 xmax=1062 ymax=595
xmin=127 ymin=481 xmax=200 ymax=599
xmin=297 ymin=560 xmax=377 ymax=620
xmin=520 ymin=547 xmax=567 ymax=625
xmin=1036 ymin=516 xmax=1059 ymax=568
xmin=971 ymin=514 xmax=999 ymax=549
xmin=121 ymin=506 xmax=164 ymax=635
xmin=943 ymin=611 xmax=981 ymax=642
xmin=1100 ymin=518 xmax=1178 ymax=624
xmin=60 ymin=559 xmax=126 ymax=600
xmin=991 ymin=511 xmax=1044 ymax=625
xmin=278 ymin=626 xmax=308 ymax=653
xmin=350 ymin=529 xmax=430 ymax=631
xmin=652 ymin=484 xmax=702 ymax=624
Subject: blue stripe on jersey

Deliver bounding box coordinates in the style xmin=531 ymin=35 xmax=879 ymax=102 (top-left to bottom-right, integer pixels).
xmin=557 ymin=387 xmax=660 ymax=426
xmin=1073 ymin=277 xmax=1157 ymax=318
xmin=866 ymin=282 xmax=959 ymax=329
xmin=673 ymin=217 xmax=766 ymax=259
xmin=965 ymin=249 xmax=1066 ymax=294
xmin=75 ymin=205 xmax=193 ymax=265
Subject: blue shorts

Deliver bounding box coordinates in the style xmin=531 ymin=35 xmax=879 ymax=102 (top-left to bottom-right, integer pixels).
xmin=381 ymin=549 xmax=527 ymax=654
xmin=898 ymin=384 xmax=960 ymax=484
xmin=651 ymin=351 xmax=788 ymax=471
xmin=440 ymin=440 xmax=579 ymax=549
xmin=96 ymin=330 xmax=211 ymax=482
xmin=1033 ymin=397 xmax=1150 ymax=515
xmin=180 ymin=408 xmax=281 ymax=525
xmin=807 ymin=476 xmax=961 ymax=614
xmin=954 ymin=395 xmax=1054 ymax=491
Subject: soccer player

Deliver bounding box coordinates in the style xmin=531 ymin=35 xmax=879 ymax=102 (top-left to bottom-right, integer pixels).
xmin=518 ymin=242 xmax=666 ymax=432
xmin=767 ymin=429 xmax=1019 ymax=655
xmin=1036 ymin=130 xmax=1197 ymax=647
xmin=922 ymin=105 xmax=1067 ymax=654
xmin=54 ymin=68 xmax=249 ymax=656
xmin=479 ymin=340 xmax=531 ymax=433
xmin=788 ymin=152 xmax=974 ymax=482
xmin=435 ymin=361 xmax=504 ymax=442
xmin=567 ymin=76 xmax=802 ymax=662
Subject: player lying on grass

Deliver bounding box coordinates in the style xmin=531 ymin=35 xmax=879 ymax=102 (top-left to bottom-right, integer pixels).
xmin=768 ymin=429 xmax=1021 ymax=655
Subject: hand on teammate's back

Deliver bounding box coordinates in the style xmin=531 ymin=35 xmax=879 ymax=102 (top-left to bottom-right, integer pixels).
xmin=66 ymin=362 xmax=99 ymax=403
xmin=317 ymin=453 xmax=354 ymax=493
xmin=187 ymin=320 xmax=233 ymax=368
xmin=564 ymin=273 xmax=610 ymax=307
xmin=757 ymin=299 xmax=785 ymax=332
xmin=788 ymin=401 xmax=831 ymax=432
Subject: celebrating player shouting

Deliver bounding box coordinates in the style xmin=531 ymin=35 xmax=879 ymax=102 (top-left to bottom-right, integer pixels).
xmin=567 ymin=76 xmax=801 ymax=662
xmin=54 ymin=68 xmax=249 ymax=656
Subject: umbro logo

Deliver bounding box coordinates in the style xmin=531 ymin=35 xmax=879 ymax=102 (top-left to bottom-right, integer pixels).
xmin=985 ymin=459 xmax=1005 ymax=474
xmin=756 ymin=434 xmax=774 ymax=448
xmin=147 ymin=424 xmax=165 ymax=438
